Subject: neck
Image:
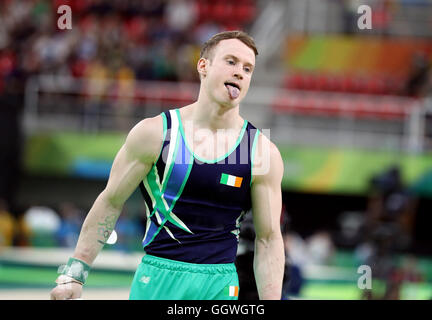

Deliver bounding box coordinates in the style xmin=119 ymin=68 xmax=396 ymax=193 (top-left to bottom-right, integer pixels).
xmin=184 ymin=89 xmax=243 ymax=131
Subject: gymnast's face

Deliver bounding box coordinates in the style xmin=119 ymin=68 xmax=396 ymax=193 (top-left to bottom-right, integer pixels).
xmin=198 ymin=39 xmax=256 ymax=108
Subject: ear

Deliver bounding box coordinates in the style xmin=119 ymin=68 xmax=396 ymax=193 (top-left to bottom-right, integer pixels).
xmin=197 ymin=58 xmax=209 ymax=79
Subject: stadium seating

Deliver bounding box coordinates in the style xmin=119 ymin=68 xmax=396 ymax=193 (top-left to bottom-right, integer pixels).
xmin=197 ymin=0 xmax=256 ymax=26
xmin=283 ymin=72 xmax=406 ymax=96
xmin=272 ymin=91 xmax=416 ymax=120
xmin=274 ymin=35 xmax=431 ymax=120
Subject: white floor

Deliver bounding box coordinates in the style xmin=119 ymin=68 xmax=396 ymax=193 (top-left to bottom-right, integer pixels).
xmin=0 ymin=288 xmax=131 ymax=300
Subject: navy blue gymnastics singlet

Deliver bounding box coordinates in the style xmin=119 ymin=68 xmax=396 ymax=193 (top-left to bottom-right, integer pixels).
xmin=139 ymin=108 xmax=260 ymax=264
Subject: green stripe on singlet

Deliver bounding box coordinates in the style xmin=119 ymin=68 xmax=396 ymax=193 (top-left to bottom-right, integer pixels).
xmin=143 ymin=114 xmax=192 ymax=235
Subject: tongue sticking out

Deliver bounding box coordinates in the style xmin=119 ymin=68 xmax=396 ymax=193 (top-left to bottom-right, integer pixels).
xmin=226 ymin=84 xmax=240 ymax=99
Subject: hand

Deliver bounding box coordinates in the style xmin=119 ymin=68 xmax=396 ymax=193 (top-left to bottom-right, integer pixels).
xmin=50 ymin=275 xmax=83 ymax=300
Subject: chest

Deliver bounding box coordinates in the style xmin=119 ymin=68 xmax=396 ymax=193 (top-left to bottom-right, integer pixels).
xmin=182 ymin=125 xmax=243 ymax=161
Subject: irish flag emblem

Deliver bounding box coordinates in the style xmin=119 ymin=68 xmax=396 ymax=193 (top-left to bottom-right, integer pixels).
xmin=225 ymin=285 xmax=239 ymax=297
xmin=220 ymin=173 xmax=243 ymax=188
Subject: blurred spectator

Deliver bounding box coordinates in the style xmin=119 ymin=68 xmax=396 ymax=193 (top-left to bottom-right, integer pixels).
xmin=0 ymin=72 xmax=25 ymax=213
xmin=13 ymin=208 xmax=31 ymax=247
xmin=365 ymin=166 xmax=417 ymax=253
xmin=165 ymin=0 xmax=197 ymax=34
xmin=194 ymin=22 xmax=222 ymax=45
xmin=56 ymin=202 xmax=84 ymax=248
xmin=354 ymin=240 xmax=374 ymax=266
xmin=400 ymin=255 xmax=424 ymax=283
xmin=113 ymin=212 xmax=145 ymax=253
xmin=283 ymin=231 xmax=309 ymax=267
xmin=24 ymin=205 xmax=61 ymax=247
xmin=82 ymin=56 xmax=110 ymax=131
xmin=383 ymin=275 xmax=402 ymax=300
xmin=113 ymin=63 xmax=136 ymax=131
xmin=381 ymin=255 xmax=424 ymax=300
xmin=343 ymin=0 xmax=396 ymax=36
xmin=0 ymin=0 xmax=258 ymax=132
xmin=0 ymin=0 xmax=256 ymax=85
xmin=175 ymin=43 xmax=200 ymax=82
xmin=306 ymin=230 xmax=335 ymax=265
xmin=358 ymin=166 xmax=419 ymax=299
xmin=282 ymin=231 xmax=306 ymax=299
xmin=342 ymin=0 xmax=363 ymax=34
xmin=0 ymin=198 xmax=15 ymax=247
xmin=372 ymin=0 xmax=395 ymax=36
xmin=338 ymin=211 xmax=365 ymax=247
xmin=405 ymin=51 xmax=431 ymax=98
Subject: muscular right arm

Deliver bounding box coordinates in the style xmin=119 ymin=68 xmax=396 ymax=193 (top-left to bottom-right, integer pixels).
xmin=51 ymin=115 xmax=163 ymax=299
xmin=74 ymin=115 xmax=163 ymax=264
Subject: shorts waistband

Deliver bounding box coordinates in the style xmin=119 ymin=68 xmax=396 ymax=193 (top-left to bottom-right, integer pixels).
xmin=141 ymin=254 xmax=236 ymax=275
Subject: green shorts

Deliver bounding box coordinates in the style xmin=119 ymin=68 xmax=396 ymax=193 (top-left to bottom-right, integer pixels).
xmin=129 ymin=254 xmax=240 ymax=300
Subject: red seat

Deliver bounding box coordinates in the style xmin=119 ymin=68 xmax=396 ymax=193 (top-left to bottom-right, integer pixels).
xmin=212 ymin=1 xmax=232 ymax=23
xmin=315 ymin=74 xmax=330 ymax=91
xmin=197 ymin=2 xmax=211 ymax=22
xmin=235 ymin=4 xmax=256 ymax=24
xmin=285 ymin=73 xmax=303 ymax=89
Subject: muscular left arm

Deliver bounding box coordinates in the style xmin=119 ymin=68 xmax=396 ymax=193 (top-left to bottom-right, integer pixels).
xmin=251 ymin=137 xmax=285 ymax=300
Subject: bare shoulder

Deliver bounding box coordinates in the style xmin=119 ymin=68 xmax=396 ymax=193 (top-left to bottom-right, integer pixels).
xmin=252 ymin=133 xmax=284 ymax=184
xmin=124 ymin=114 xmax=164 ymax=165
xmin=257 ymin=133 xmax=282 ymax=159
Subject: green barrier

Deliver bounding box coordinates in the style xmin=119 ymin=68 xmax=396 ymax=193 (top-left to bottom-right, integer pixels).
xmin=279 ymin=145 xmax=432 ymax=195
xmin=0 ymin=264 xmax=134 ymax=289
xmin=29 ymin=232 xmax=58 ymax=247
xmin=24 ymin=132 xmax=432 ymax=196
xmin=24 ymin=132 xmax=126 ymax=175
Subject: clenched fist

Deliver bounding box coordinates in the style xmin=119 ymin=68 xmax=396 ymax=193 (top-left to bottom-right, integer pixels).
xmin=50 ymin=275 xmax=83 ymax=300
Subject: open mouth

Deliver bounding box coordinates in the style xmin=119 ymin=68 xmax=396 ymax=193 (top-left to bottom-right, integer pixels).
xmin=225 ymin=82 xmax=240 ymax=90
xmin=224 ymin=82 xmax=241 ymax=99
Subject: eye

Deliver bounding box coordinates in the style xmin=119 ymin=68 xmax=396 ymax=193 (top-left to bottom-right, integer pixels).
xmin=227 ymin=59 xmax=235 ymax=65
xmin=244 ymin=67 xmax=251 ymax=73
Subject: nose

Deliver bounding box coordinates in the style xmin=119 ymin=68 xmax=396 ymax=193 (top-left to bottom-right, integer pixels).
xmin=233 ymin=68 xmax=244 ymax=80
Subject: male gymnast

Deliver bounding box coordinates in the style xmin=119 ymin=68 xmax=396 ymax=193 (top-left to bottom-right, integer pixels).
xmin=50 ymin=30 xmax=285 ymax=300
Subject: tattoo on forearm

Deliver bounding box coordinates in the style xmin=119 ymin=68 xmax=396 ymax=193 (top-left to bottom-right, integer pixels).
xmin=97 ymin=214 xmax=116 ymax=245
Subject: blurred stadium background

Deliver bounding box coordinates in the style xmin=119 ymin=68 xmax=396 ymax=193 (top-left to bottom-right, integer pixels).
xmin=0 ymin=0 xmax=432 ymax=300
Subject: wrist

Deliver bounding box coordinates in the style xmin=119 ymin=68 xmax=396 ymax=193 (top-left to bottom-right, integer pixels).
xmin=55 ymin=275 xmax=84 ymax=286
xmin=58 ymin=257 xmax=91 ymax=285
